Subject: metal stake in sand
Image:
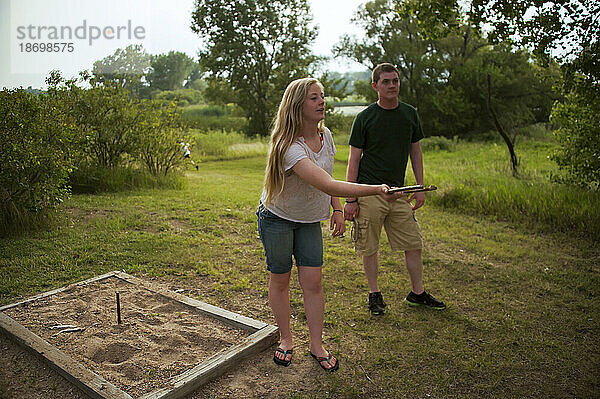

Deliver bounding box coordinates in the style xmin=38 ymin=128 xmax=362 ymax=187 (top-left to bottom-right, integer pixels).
xmin=116 ymin=292 xmax=121 ymax=324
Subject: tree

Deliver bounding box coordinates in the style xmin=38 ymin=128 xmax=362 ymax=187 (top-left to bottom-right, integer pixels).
xmin=92 ymin=44 xmax=151 ymax=97
xmin=465 ymin=0 xmax=599 ymax=186
xmin=447 ymin=44 xmax=558 ymax=136
xmin=333 ymin=0 xmax=434 ymax=110
xmin=191 ymin=0 xmax=318 ymax=136
xmin=334 ymin=1 xmax=554 ymax=140
xmin=397 ymin=0 xmax=599 ymax=185
xmin=184 ymin=65 xmax=205 ymax=90
xmin=147 ymin=51 xmax=197 ymax=92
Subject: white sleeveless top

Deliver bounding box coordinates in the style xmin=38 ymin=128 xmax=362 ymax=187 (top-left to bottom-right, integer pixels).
xmin=260 ymin=127 xmax=337 ymax=223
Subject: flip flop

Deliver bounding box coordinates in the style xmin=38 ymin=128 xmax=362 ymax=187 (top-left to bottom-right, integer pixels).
xmin=310 ymin=351 xmax=339 ymax=372
xmin=273 ymin=347 xmax=293 ymax=367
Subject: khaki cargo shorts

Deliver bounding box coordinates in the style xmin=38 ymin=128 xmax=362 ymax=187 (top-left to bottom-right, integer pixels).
xmin=351 ymin=195 xmax=423 ymax=256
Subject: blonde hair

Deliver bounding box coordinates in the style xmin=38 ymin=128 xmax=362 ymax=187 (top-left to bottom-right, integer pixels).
xmin=263 ymin=78 xmax=324 ymax=205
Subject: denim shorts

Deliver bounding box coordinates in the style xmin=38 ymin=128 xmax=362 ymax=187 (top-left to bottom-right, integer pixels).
xmin=256 ymin=204 xmax=323 ymax=274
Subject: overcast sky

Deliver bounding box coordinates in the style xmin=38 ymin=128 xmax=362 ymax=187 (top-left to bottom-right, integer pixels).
xmin=0 ymin=0 xmax=368 ymax=89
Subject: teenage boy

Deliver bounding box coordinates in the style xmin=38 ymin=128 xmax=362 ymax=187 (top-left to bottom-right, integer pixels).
xmin=344 ymin=63 xmax=446 ymax=315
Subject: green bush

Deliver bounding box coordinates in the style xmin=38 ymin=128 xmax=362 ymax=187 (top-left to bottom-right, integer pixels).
xmin=0 ymin=88 xmax=75 ymax=235
xmin=551 ymin=92 xmax=600 ymax=190
xmin=67 ymin=84 xmax=141 ymax=169
xmin=324 ymin=111 xmax=355 ymax=136
xmin=155 ymin=89 xmax=203 ymax=106
xmin=181 ymin=107 xmax=248 ymax=131
xmin=54 ymin=71 xmax=188 ymax=190
xmin=136 ymin=101 xmax=190 ymax=176
xmin=516 ymin=123 xmax=553 ymax=141
xmin=182 ymin=104 xmax=228 ymax=117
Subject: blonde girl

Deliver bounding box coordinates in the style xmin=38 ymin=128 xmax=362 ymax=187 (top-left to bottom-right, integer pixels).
xmin=257 ymin=77 xmax=401 ymax=372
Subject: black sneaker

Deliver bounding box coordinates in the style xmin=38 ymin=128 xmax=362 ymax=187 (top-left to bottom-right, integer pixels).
xmin=368 ymin=292 xmax=387 ymax=316
xmin=405 ymin=291 xmax=446 ymax=310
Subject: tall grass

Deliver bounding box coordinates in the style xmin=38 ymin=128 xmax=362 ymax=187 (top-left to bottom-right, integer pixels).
xmin=0 ymin=202 xmax=55 ymax=237
xmin=181 ymin=105 xmax=248 ymax=132
xmin=426 ymin=139 xmax=599 ymax=238
xmin=69 ymin=166 xmax=185 ymax=194
xmin=190 ymin=129 xmax=268 ymax=161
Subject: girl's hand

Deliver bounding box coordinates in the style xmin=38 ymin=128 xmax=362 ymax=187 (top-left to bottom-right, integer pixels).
xmin=379 ymin=184 xmax=403 ymax=202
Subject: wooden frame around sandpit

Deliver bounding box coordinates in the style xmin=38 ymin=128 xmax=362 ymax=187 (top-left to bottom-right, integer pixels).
xmin=0 ymin=271 xmax=278 ymax=399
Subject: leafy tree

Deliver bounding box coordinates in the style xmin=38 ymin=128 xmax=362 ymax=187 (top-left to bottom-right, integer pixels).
xmin=334 ymin=2 xmax=554 ymax=138
xmin=448 ymin=45 xmax=557 ymax=131
xmin=184 ymin=65 xmax=205 ymax=90
xmin=468 ymin=0 xmax=599 ymax=186
xmin=70 ymin=83 xmax=143 ymax=169
xmin=201 ymin=77 xmax=241 ymax=107
xmin=467 ymin=1 xmax=598 ymax=65
xmin=334 ymin=0 xmax=560 ymax=176
xmin=319 ymin=72 xmax=349 ymax=101
xmin=191 ymin=0 xmax=318 ymax=135
xmin=0 ymin=83 xmax=76 ymax=234
xmin=147 ymin=51 xmax=197 ymax=91
xmin=399 ymin=0 xmax=599 ymax=186
xmin=333 ymin=0 xmax=434 ymax=109
xmin=92 ymin=44 xmax=151 ymax=97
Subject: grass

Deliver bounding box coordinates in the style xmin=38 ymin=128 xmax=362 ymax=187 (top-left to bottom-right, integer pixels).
xmin=1 ymin=135 xmax=599 ymax=398
xmin=181 ymin=105 xmax=248 ymax=131
xmin=0 ymin=201 xmax=56 ymax=238
xmin=68 ymin=165 xmax=185 ymax=194
xmin=189 ymin=129 xmax=269 ymax=161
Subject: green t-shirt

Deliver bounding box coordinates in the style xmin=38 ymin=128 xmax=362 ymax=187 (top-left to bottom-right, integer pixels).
xmin=349 ymin=102 xmax=424 ymax=187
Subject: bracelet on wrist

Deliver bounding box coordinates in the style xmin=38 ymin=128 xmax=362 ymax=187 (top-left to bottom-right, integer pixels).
xmin=345 ymin=199 xmax=357 ymax=203
xmin=333 ymin=209 xmax=343 ymax=213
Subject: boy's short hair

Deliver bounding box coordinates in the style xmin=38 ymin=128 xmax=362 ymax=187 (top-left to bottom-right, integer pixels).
xmin=372 ymin=63 xmax=400 ymax=83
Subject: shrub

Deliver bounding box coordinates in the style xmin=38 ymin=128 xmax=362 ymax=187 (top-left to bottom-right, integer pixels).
xmin=516 ymin=123 xmax=553 ymax=141
xmin=182 ymin=104 xmax=229 ymax=117
xmin=51 ymin=71 xmax=188 ymax=190
xmin=181 ymin=105 xmax=248 ymax=131
xmin=0 ymin=88 xmax=75 ymax=235
xmin=49 ymin=74 xmax=142 ymax=170
xmin=551 ymin=92 xmax=600 ymax=190
xmin=154 ymin=89 xmax=203 ymax=106
xmin=324 ymin=111 xmax=355 ymax=136
xmin=136 ymin=101 xmax=190 ymax=176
